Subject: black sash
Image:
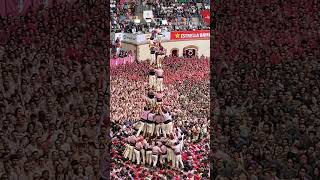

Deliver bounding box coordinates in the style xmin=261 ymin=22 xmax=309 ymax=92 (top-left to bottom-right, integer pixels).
xmin=164 ymin=120 xmax=171 ymax=124
xmin=146 ymin=113 xmax=155 ymax=124
xmin=140 ymin=118 xmax=147 ymax=123
xmin=148 ymin=94 xmax=155 ymax=99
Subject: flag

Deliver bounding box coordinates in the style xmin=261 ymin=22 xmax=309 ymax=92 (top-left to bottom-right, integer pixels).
xmin=200 ymin=10 xmax=210 ymax=25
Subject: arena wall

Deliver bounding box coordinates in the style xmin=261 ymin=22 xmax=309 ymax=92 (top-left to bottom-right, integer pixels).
xmin=136 ymin=39 xmax=210 ymax=61
xmin=121 ymin=43 xmax=138 ymax=60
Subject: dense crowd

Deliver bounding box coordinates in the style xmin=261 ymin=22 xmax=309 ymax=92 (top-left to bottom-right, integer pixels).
xmin=212 ymin=0 xmax=320 ymax=179
xmin=110 ymin=56 xmax=210 ymax=179
xmin=0 ymin=1 xmax=108 ymax=179
xmin=110 ymin=0 xmax=210 ymax=33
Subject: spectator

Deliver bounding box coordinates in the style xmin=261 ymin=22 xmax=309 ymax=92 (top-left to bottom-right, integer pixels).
xmin=0 ymin=0 xmax=108 ymax=179
xmin=212 ymin=0 xmax=320 ymax=179
xmin=111 ymin=56 xmax=209 ymax=179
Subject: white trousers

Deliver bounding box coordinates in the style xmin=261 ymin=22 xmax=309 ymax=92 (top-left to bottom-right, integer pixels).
xmin=175 ymin=154 xmax=184 ymax=169
xmin=155 ymin=123 xmax=162 ymax=137
xmin=136 ymin=121 xmax=145 ymax=136
xmin=132 ymin=148 xmax=136 ymax=162
xmin=156 ymin=57 xmax=162 ymax=68
xmin=134 ymin=149 xmax=141 ymax=165
xmin=166 ymin=122 xmax=173 ymax=134
xmin=171 ymin=152 xmax=176 ymax=168
xmin=160 ymin=154 xmax=167 ymax=164
xmin=167 ymin=148 xmax=174 ymax=164
xmin=147 ymin=123 xmax=155 ymax=136
xmin=152 ymin=154 xmax=159 ymax=167
xmin=156 ymin=77 xmax=164 ymax=92
xmin=162 ymin=122 xmax=173 ymax=137
xmin=123 ymin=145 xmax=134 ymax=160
xmin=161 ymin=123 xmax=168 ymax=138
xmin=150 ymin=53 xmax=156 ymax=65
xmin=143 ymin=122 xmax=148 ymax=136
xmin=141 ymin=149 xmax=146 ymax=164
xmin=169 ymin=122 xmax=173 ymax=134
xmin=180 ymin=140 xmax=184 ymax=152
xmin=146 ymin=151 xmax=152 ymax=165
xmin=149 ymin=75 xmax=156 ymax=88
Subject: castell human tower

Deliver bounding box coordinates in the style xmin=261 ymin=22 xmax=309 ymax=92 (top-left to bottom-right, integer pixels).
xmin=123 ymin=30 xmax=185 ymax=170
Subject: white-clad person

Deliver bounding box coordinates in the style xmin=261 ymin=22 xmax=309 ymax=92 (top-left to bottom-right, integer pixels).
xmin=155 ymin=93 xmax=163 ymax=106
xmin=153 ymin=109 xmax=164 ymax=137
xmin=156 ymin=41 xmax=165 ymax=68
xmin=133 ymin=136 xmax=144 ymax=165
xmin=148 ymin=69 xmax=157 ymax=89
xmin=179 ymin=135 xmax=185 ymax=152
xmin=136 ymin=106 xmax=150 ymax=136
xmin=123 ymin=135 xmax=136 ymax=161
xmin=149 ymin=37 xmax=156 ymax=65
xmin=152 ymin=141 xmax=162 ymax=167
xmin=147 ymin=110 xmax=155 ymax=137
xmin=141 ymin=137 xmax=148 ymax=165
xmin=143 ymin=90 xmax=156 ymax=108
xmin=173 ymin=140 xmax=184 ymax=169
xmin=154 ymin=67 xmax=164 ymax=92
xmin=176 ymin=126 xmax=182 ymax=139
xmin=145 ymin=140 xmax=153 ymax=166
xmin=115 ymin=37 xmax=121 ymax=56
xmin=169 ymin=135 xmax=177 ymax=167
xmin=162 ymin=108 xmax=173 ymax=138
xmin=159 ymin=140 xmax=167 ymax=164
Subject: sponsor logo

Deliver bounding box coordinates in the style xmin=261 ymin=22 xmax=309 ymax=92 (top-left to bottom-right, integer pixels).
xmin=171 ymin=30 xmax=210 ymax=40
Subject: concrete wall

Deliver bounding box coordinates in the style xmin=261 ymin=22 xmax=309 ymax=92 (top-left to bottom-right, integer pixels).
xmin=122 ymin=39 xmax=210 ymax=62
xmin=121 ymin=43 xmax=138 ymax=60
xmin=138 ymin=39 xmax=210 ymax=61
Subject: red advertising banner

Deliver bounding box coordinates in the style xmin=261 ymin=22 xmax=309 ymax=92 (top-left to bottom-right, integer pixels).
xmin=170 ymin=30 xmax=210 ymax=40
xmin=201 ymin=10 xmax=210 ymax=24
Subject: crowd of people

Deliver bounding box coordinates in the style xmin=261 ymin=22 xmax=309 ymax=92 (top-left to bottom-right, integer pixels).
xmin=0 ymin=0 xmax=109 ymax=179
xmin=212 ymin=0 xmax=320 ymax=179
xmin=110 ymin=0 xmax=210 ymax=33
xmin=110 ymin=56 xmax=210 ymax=179
xmin=3 ymin=0 xmax=320 ymax=179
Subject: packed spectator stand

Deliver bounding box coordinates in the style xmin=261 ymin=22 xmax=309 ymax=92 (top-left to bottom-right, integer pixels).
xmin=212 ymin=0 xmax=320 ymax=179
xmin=110 ymin=56 xmax=210 ymax=179
xmin=110 ymin=0 xmax=210 ymax=33
xmin=0 ymin=1 xmax=108 ymax=179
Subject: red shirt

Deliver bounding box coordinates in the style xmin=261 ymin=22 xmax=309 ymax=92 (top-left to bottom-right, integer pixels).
xmin=195 ymin=175 xmax=201 ymax=180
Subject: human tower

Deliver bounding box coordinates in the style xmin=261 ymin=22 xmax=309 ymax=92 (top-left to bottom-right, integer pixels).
xmin=123 ymin=31 xmax=185 ymax=170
